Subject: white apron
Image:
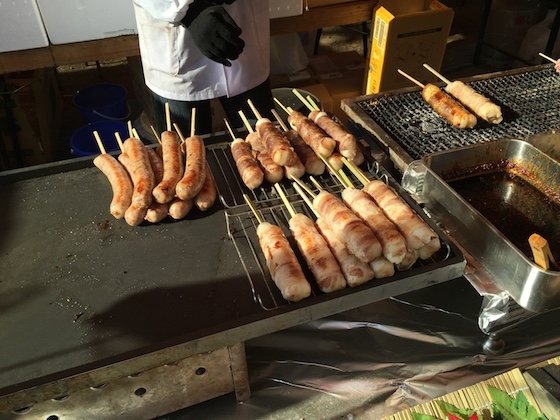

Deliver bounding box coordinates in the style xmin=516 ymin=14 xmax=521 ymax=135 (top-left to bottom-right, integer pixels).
xmin=133 ymin=0 xmax=270 ymax=101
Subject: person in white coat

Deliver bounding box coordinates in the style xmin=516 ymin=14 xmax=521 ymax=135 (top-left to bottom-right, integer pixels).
xmin=133 ymin=0 xmax=274 ymax=135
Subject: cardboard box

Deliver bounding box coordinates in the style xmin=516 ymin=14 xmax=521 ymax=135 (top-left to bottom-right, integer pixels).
xmin=308 ymin=51 xmax=366 ymax=124
xmin=364 ymin=0 xmax=454 ymax=94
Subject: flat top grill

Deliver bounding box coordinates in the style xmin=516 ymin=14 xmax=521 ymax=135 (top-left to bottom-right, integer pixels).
xmin=343 ymin=65 xmax=560 ymax=170
xmin=0 ymin=137 xmax=464 ymax=405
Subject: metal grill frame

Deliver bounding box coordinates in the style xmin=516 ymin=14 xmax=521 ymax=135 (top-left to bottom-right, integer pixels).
xmin=342 ymin=64 xmax=560 ymax=173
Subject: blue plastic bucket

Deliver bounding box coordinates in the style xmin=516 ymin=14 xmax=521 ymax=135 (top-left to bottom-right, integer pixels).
xmin=73 ymin=83 xmax=130 ymax=123
xmin=70 ymin=120 xmax=129 ymax=157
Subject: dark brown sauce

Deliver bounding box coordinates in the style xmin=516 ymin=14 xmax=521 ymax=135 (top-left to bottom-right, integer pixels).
xmin=448 ymin=170 xmax=560 ymax=262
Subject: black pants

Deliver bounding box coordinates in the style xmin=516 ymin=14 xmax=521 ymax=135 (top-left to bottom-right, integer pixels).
xmin=151 ymin=78 xmax=275 ymax=136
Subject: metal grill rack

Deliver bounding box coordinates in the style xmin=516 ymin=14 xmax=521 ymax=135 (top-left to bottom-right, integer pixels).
xmin=343 ymin=64 xmax=560 ymax=172
xmin=205 ymin=141 xmax=466 ymax=311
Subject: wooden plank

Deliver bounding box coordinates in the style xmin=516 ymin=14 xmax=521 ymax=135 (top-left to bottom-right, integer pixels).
xmin=0 ymin=48 xmax=54 ymax=74
xmin=271 ymin=0 xmax=375 ymax=35
xmin=50 ymin=35 xmax=140 ymax=66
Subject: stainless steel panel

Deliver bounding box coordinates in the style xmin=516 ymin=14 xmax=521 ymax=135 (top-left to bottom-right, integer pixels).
xmin=416 ymin=139 xmax=560 ymax=312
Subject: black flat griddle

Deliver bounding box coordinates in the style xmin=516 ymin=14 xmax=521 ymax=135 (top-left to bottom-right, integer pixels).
xmin=0 ymin=134 xmax=464 ymax=412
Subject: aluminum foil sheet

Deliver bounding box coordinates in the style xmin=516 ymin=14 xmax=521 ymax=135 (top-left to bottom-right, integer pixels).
xmin=160 ymin=277 xmax=560 ymax=419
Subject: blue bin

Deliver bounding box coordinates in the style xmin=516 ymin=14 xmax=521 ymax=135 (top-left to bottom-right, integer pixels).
xmin=70 ymin=121 xmax=129 ymax=157
xmin=73 ymin=83 xmax=130 ymax=123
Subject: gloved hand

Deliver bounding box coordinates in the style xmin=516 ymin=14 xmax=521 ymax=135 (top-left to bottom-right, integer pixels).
xmin=182 ymin=2 xmax=244 ymax=67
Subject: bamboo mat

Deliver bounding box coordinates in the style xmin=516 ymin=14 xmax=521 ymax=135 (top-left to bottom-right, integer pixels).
xmin=382 ymin=368 xmax=541 ymax=420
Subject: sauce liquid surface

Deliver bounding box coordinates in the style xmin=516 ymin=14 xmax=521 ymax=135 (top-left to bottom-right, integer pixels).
xmin=449 ymin=170 xmax=560 ymax=262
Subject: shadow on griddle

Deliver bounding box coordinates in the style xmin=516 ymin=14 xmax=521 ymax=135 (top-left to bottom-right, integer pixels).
xmin=87 ymin=273 xmax=259 ymax=349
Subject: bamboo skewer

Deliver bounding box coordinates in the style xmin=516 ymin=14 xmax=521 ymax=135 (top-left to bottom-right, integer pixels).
xmin=307 ymin=95 xmax=320 ymax=111
xmin=273 ymin=183 xmax=296 ymax=218
xmin=190 ymin=107 xmax=196 ymax=138
xmin=342 ymin=156 xmax=370 ymax=186
xmin=243 ymin=194 xmax=264 ymax=224
xmin=292 ymin=88 xmax=314 ymax=112
xmin=127 ymin=121 xmax=134 ymax=138
xmin=93 ymin=131 xmax=107 ymax=154
xmin=238 ymin=110 xmax=255 ymax=133
xmin=397 ymin=68 xmax=425 ymax=88
xmin=165 ymin=102 xmax=172 ymax=132
xmin=423 ymin=63 xmax=452 ymax=85
xmin=292 ymin=176 xmax=316 ymax=198
xmin=539 ymin=52 xmax=557 ymax=63
xmin=150 ymin=125 xmax=161 ymax=144
xmin=274 ymin=97 xmax=290 ymax=115
xmin=292 ymin=182 xmax=320 ymax=218
xmin=173 ymin=123 xmax=186 ymax=143
xmin=529 ymin=233 xmax=558 ymax=270
xmin=271 ymin=108 xmax=289 ymax=132
xmin=114 ymin=132 xmax=124 ymax=151
xmin=247 ymin=99 xmax=263 ymax=120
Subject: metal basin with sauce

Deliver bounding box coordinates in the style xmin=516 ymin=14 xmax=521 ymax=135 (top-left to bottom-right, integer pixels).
xmin=413 ymin=138 xmax=560 ymax=312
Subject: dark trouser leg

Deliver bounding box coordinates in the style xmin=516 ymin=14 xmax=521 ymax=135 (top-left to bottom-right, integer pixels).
xmin=219 ymin=78 xmax=275 ymax=130
xmin=151 ymin=93 xmax=213 ymax=136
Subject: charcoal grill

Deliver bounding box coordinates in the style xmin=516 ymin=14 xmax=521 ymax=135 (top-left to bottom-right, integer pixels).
xmin=342 ymin=64 xmax=560 ymax=173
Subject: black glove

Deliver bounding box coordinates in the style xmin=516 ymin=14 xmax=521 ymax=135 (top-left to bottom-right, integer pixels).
xmin=182 ymin=3 xmax=244 ymax=67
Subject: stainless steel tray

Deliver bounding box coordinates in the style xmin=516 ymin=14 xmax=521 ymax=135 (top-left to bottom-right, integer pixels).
xmin=404 ymin=139 xmax=560 ymax=312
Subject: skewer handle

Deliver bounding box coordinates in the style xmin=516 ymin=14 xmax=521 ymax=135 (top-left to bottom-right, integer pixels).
xmin=271 ymin=108 xmax=289 ymax=132
xmin=274 ymin=183 xmax=296 ymax=218
xmin=423 ymin=63 xmax=452 ymax=85
xmin=93 ymin=131 xmax=107 ymax=154
xmin=247 ymin=99 xmax=263 ymax=120
xmin=539 ymin=52 xmax=557 ymax=63
xmin=397 ymin=68 xmax=425 ymax=88
xmin=243 ymin=194 xmax=264 ymax=224
xmin=529 ymin=233 xmax=558 ymax=270
xmin=292 ymin=88 xmax=313 ymax=112
xmin=190 ymin=108 xmax=196 ymax=137
xmin=238 ymin=110 xmax=254 ymax=133
xmin=274 ymin=97 xmax=290 ymax=115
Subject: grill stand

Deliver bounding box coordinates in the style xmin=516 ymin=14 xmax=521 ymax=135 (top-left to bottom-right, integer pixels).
xmin=0 ymin=342 xmax=249 ymax=419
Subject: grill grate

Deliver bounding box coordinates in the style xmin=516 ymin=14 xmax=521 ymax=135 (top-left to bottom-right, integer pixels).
xmin=351 ymin=66 xmax=560 ymax=161
xmin=205 ymin=142 xmax=465 ymax=311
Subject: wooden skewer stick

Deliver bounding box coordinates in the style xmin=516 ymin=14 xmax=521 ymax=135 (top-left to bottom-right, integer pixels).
xmin=93 ymin=131 xmax=107 ymax=155
xmin=127 ymin=121 xmax=134 ymax=138
xmin=238 ymin=110 xmax=255 ymax=133
xmin=190 ymin=107 xmax=196 ymax=137
xmin=224 ymin=118 xmax=237 ymax=141
xmin=274 ymin=97 xmax=290 ymax=115
xmin=423 ymin=63 xmax=452 ymax=85
xmin=341 ymin=156 xmax=370 ymax=186
xmin=132 ymin=128 xmax=141 ymax=140
xmin=306 ymin=95 xmax=320 ymax=111
xmin=529 ymin=233 xmax=558 ymax=270
xmin=150 ymin=125 xmax=161 ymax=144
xmin=397 ymin=68 xmax=424 ymax=88
xmin=114 ymin=132 xmax=124 ymax=152
xmin=539 ymin=52 xmax=557 ymax=63
xmin=247 ymin=99 xmax=263 ymax=120
xmin=165 ymin=103 xmax=172 ymax=132
xmin=271 ymin=108 xmax=289 ymax=132
xmin=173 ymin=123 xmax=186 ymax=143
xmin=292 ymin=88 xmax=314 ymax=112
xmin=318 ymin=154 xmax=349 ymax=188
xmin=293 ymin=182 xmax=320 ymax=218
xmin=292 ymin=176 xmax=316 ymax=198
xmin=274 ymin=183 xmax=296 ymax=218
xmin=309 ymin=176 xmax=325 ymax=192
xmin=243 ymin=193 xmax=264 ymax=224
xmin=337 ymin=168 xmax=354 ymax=189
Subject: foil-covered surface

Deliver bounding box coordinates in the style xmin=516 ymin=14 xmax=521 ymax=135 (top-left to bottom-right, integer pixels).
xmin=162 ymin=277 xmax=560 ymax=419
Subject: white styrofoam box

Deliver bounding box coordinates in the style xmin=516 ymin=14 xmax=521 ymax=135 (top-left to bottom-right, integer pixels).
xmin=0 ymin=0 xmax=49 ymax=53
xmin=269 ymin=0 xmax=303 ymax=19
xmin=36 ymin=0 xmax=138 ymax=45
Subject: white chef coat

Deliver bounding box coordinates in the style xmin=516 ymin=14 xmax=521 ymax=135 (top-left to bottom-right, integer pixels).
xmin=133 ymin=0 xmax=270 ymax=102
